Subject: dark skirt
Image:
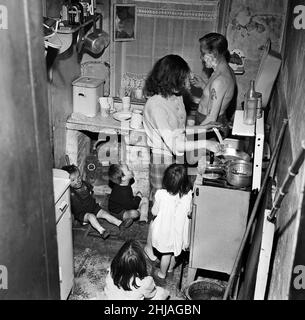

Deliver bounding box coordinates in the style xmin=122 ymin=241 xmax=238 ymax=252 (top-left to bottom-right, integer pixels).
xmin=149 ymin=153 xmax=175 ymax=199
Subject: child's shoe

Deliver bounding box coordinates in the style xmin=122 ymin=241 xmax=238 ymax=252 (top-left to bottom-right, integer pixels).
xmin=119 ymin=218 xmax=133 ymax=230
xmin=88 ymin=229 xmax=110 ymax=240
xmin=100 ymin=230 xmax=110 ymax=240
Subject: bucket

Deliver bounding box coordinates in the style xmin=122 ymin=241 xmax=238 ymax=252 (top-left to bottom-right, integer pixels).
xmin=184 ymin=279 xmax=225 ymax=300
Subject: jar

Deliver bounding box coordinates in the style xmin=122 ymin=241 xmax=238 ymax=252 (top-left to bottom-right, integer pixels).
xmin=130 ymin=109 xmax=143 ymax=129
xmin=243 ymin=98 xmax=257 ymax=125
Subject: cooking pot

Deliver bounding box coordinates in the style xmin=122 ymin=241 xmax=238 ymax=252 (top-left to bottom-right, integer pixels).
xmin=226 ymin=159 xmax=252 ymax=187
xmin=215 ymin=145 xmax=251 ymax=162
xmin=77 ymin=13 xmax=110 ymax=56
xmin=197 ymin=152 xmax=226 ymax=176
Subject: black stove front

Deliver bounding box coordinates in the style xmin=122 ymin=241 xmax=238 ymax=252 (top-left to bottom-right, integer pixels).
xmin=201 ymin=175 xmax=251 ymax=191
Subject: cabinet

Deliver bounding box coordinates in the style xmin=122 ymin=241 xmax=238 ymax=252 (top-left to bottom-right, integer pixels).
xmin=188 ymin=185 xmax=250 ymax=283
xmin=187 ymin=111 xmax=264 ymax=283
xmin=53 ymin=169 xmax=74 ymax=300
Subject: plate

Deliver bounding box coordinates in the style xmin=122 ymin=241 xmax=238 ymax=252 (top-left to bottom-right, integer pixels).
xmin=112 ymin=111 xmax=132 ymax=121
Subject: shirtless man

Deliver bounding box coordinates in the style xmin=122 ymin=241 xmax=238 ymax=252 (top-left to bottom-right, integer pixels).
xmin=191 ymin=33 xmax=236 ymax=138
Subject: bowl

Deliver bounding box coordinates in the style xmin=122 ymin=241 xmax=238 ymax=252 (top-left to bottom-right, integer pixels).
xmin=112 ymin=111 xmax=132 ymax=121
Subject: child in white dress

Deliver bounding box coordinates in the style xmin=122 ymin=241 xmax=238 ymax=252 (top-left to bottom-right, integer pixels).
xmin=103 ymin=239 xmax=169 ymax=300
xmin=151 ymin=164 xmax=193 ymax=284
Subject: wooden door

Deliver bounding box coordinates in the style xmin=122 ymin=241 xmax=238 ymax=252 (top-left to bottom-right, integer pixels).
xmin=0 ymin=0 xmax=60 ymax=299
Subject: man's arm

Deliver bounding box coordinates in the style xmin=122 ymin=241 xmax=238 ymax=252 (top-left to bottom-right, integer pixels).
xmin=200 ymin=78 xmax=226 ymax=125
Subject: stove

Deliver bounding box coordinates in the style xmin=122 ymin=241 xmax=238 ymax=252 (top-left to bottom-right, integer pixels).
xmin=201 ymin=175 xmax=251 ymax=191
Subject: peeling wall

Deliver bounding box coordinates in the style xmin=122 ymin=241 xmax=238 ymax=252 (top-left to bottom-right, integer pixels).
xmin=267 ymin=0 xmax=305 ymax=300
xmin=226 ymin=0 xmax=288 ymax=105
xmin=47 ymin=0 xmax=110 ymax=168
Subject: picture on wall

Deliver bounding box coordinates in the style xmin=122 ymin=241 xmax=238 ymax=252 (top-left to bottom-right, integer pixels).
xmin=114 ymin=4 xmax=136 ymax=41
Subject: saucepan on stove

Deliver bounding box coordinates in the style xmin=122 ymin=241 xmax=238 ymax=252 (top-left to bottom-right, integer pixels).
xmin=212 ymin=128 xmax=251 ymax=162
xmin=197 ymin=152 xmax=226 ymax=179
xmin=215 ymin=146 xmax=251 ymax=162
xmin=226 ymin=159 xmax=252 ymax=188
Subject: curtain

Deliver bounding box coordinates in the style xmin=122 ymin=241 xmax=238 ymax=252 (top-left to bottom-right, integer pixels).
xmin=114 ymin=1 xmax=220 ymax=97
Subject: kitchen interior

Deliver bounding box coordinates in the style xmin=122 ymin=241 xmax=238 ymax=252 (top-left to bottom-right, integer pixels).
xmin=1 ymin=0 xmax=305 ymax=301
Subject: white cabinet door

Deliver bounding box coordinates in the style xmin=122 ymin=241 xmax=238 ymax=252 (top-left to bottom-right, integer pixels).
xmin=190 ymin=185 xmax=250 ymax=274
xmin=56 ymin=206 xmax=74 ymax=300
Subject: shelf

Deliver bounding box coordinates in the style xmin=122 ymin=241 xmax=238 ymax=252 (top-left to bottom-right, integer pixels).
xmin=232 ymin=110 xmax=255 ymax=136
xmin=57 ymin=18 xmax=96 ymax=34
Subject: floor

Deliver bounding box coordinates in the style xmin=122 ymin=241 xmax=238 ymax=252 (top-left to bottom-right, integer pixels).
xmin=68 ymin=188 xmax=228 ymax=300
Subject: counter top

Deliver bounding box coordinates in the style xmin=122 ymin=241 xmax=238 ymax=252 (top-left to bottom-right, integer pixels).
xmin=66 ymin=112 xmax=145 ymax=134
xmin=53 ymin=169 xmax=70 ymax=203
xmin=232 ymin=110 xmax=264 ymax=137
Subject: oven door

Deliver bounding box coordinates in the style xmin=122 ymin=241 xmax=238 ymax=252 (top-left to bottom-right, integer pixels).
xmin=189 ymin=185 xmax=250 ymax=274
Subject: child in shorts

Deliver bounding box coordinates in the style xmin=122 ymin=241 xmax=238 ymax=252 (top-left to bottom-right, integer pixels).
xmin=62 ymin=165 xmax=133 ymax=239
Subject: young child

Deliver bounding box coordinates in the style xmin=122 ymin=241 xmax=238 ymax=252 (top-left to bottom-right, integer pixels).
xmin=62 ymin=165 xmax=133 ymax=240
xmin=108 ymin=163 xmax=149 ymax=223
xmin=150 ymin=164 xmax=193 ymax=285
xmin=103 ymin=239 xmax=169 ymax=300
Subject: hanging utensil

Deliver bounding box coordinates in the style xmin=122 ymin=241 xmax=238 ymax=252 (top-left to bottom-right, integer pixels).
xmin=83 ymin=13 xmax=109 ymax=56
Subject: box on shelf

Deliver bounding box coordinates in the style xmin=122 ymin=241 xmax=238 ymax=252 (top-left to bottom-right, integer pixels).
xmin=72 ymin=76 xmax=104 ymax=117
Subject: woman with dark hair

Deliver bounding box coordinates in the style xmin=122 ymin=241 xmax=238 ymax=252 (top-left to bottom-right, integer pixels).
xmin=142 ymin=54 xmax=221 ymax=262
xmin=143 ymin=54 xmax=221 ymax=194
xmin=191 ymin=33 xmax=236 ymax=137
xmin=103 ymin=240 xmax=169 ymax=300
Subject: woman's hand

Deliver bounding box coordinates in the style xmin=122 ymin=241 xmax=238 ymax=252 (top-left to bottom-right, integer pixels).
xmin=190 ymin=74 xmax=207 ymax=89
xmin=205 ymin=140 xmax=223 ymax=153
xmin=199 ymin=121 xmax=223 ymax=131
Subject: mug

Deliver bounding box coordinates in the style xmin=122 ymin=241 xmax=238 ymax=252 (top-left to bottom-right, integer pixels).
xmin=107 ymin=97 xmax=115 ymax=113
xmin=98 ymin=97 xmax=110 ymax=118
xmin=122 ymin=96 xmax=131 ymax=111
xmin=134 ymin=88 xmax=143 ymax=100
xmin=130 ymin=109 xmax=143 ymax=129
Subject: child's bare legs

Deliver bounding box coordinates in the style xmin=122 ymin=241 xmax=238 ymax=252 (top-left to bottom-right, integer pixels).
xmin=83 ymin=213 xmax=107 ymax=235
xmin=96 ymin=209 xmax=121 ymax=227
xmin=144 ymin=222 xmax=157 ymax=261
xmin=158 ymin=253 xmax=174 ymax=279
xmin=138 ymin=197 xmax=149 ymax=222
xmin=167 ymin=255 xmax=176 ymax=273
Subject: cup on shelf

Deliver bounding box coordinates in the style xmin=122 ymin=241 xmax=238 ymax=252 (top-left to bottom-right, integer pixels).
xmin=134 ymin=88 xmax=143 ymax=100
xmin=98 ymin=97 xmax=110 ymax=118
xmin=122 ymin=96 xmax=131 ymax=111
xmin=130 ymin=109 xmax=143 ymax=129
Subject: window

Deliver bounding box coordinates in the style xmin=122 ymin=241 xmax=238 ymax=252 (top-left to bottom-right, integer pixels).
xmin=110 ymin=0 xmax=227 ymax=98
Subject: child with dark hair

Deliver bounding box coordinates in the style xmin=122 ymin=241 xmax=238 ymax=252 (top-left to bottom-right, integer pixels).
xmin=150 ymin=164 xmax=193 ymax=286
xmin=104 ymin=240 xmax=169 ymax=300
xmin=108 ymin=163 xmax=149 ymax=223
xmin=61 ymin=165 xmax=133 ymax=240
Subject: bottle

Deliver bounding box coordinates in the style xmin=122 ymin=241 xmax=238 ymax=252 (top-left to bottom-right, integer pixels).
xmin=243 ymin=80 xmax=258 ymax=125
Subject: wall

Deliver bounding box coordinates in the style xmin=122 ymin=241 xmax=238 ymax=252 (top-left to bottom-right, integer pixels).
xmin=266 ymin=0 xmax=305 ymax=299
xmin=226 ymin=0 xmax=288 ymax=106
xmin=0 ymin=0 xmax=59 ymax=299
xmin=46 ymin=0 xmax=110 ymax=168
